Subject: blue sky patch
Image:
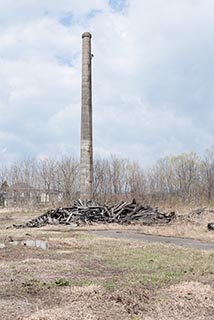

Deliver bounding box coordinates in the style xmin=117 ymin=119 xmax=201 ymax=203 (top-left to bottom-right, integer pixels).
xmin=56 ymin=50 xmax=81 ymax=68
xmin=87 ymin=9 xmax=103 ymax=19
xmin=60 ymin=14 xmax=75 ymax=27
xmin=109 ymin=0 xmax=127 ymax=12
xmin=56 ymin=55 xmax=75 ymax=67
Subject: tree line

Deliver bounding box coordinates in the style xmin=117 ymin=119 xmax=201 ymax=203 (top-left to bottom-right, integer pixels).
xmin=0 ymin=146 xmax=214 ymax=208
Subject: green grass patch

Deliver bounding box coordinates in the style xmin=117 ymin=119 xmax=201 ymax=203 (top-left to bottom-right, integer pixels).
xmin=77 ymin=279 xmax=97 ymax=286
xmin=101 ymin=278 xmax=118 ymax=291
xmin=84 ymin=236 xmax=214 ymax=288
xmin=22 ymin=278 xmax=73 ymax=291
xmin=54 ymin=279 xmax=71 ymax=287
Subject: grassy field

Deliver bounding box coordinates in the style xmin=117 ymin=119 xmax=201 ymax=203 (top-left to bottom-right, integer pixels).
xmin=0 ymin=210 xmax=213 ymax=320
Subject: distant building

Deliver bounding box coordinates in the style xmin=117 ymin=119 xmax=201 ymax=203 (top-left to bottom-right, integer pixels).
xmin=1 ymin=182 xmax=63 ymax=207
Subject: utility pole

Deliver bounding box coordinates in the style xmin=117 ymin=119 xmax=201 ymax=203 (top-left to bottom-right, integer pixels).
xmin=80 ymin=32 xmax=93 ymax=200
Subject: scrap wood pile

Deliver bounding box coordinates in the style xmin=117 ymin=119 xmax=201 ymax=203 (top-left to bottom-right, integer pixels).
xmin=14 ymin=200 xmax=176 ymax=228
xmin=15 ymin=200 xmax=175 ymax=228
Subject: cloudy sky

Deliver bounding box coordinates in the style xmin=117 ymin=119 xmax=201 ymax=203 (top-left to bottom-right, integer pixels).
xmin=0 ymin=0 xmax=213 ymax=167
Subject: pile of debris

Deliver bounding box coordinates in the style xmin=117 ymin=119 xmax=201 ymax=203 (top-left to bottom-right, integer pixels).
xmin=14 ymin=200 xmax=175 ymax=228
xmin=189 ymin=207 xmax=214 ymax=216
xmin=188 ymin=207 xmax=214 ymax=231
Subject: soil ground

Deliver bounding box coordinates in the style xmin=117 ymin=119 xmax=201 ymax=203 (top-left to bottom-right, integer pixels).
xmin=0 ymin=209 xmax=214 ymax=320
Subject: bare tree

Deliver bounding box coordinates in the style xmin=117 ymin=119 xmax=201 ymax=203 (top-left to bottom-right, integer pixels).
xmin=200 ymin=146 xmax=214 ymax=203
xmin=93 ymin=158 xmax=111 ymax=203
xmin=172 ymin=153 xmax=199 ymax=202
xmin=58 ymin=156 xmax=79 ymax=205
xmin=36 ymin=158 xmax=57 ymax=205
xmin=126 ymin=161 xmax=147 ymax=201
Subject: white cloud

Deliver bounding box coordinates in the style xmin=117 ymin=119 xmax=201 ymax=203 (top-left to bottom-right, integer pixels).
xmin=0 ymin=0 xmax=213 ymax=166
xmin=91 ymin=0 xmax=214 ymax=164
xmin=0 ymin=0 xmax=108 ymax=25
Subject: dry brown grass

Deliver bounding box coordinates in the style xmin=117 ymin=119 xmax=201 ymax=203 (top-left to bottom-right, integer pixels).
xmin=0 ymin=209 xmax=214 ymax=320
xmin=22 ymin=285 xmax=131 ymax=320
xmin=145 ymin=281 xmax=214 ymax=320
xmin=18 ymin=282 xmax=214 ymax=320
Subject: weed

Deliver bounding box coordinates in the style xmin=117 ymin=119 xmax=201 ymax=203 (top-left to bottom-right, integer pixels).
xmin=102 ymin=279 xmax=117 ymax=292
xmin=41 ymin=233 xmax=49 ymax=239
xmin=54 ymin=279 xmax=71 ymax=287
xmin=78 ymin=279 xmax=97 ymax=287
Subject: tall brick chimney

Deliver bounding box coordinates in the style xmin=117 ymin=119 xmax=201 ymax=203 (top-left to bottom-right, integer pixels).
xmin=80 ymin=32 xmax=93 ymax=200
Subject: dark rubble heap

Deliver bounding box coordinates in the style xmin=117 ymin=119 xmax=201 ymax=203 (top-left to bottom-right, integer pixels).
xmin=14 ymin=200 xmax=176 ymax=228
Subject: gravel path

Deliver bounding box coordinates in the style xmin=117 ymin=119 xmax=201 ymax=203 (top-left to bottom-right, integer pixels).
xmin=88 ymin=230 xmax=214 ymax=250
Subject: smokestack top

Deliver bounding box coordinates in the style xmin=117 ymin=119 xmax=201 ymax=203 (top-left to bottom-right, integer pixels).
xmin=82 ymin=32 xmax=92 ymax=39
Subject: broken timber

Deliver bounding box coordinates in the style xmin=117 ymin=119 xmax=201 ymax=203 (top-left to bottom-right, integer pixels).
xmin=207 ymin=222 xmax=214 ymax=231
xmin=14 ymin=200 xmax=176 ymax=228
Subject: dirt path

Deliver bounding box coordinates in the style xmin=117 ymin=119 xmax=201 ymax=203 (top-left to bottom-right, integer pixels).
xmin=88 ymin=230 xmax=214 ymax=250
